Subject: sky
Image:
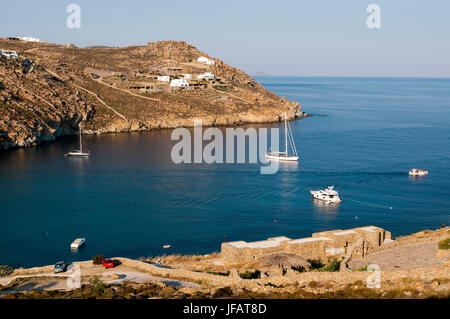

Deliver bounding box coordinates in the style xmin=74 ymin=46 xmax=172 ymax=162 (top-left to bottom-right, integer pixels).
xmin=1 ymin=0 xmax=449 ymax=77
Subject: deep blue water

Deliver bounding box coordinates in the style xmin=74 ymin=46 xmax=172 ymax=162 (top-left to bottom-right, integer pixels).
xmin=1 ymin=76 xmax=449 ymax=268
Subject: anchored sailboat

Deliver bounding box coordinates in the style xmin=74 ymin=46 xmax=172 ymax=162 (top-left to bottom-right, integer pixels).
xmin=64 ymin=126 xmax=90 ymax=158
xmin=265 ymin=113 xmax=299 ymax=161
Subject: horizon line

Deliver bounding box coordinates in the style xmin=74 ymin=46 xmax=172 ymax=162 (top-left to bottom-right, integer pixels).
xmin=251 ymin=74 xmax=450 ymax=79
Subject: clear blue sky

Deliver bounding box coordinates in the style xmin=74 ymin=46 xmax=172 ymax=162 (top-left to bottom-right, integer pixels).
xmin=1 ymin=0 xmax=449 ymax=77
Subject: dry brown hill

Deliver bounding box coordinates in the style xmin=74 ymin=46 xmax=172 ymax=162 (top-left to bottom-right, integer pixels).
xmin=0 ymin=39 xmax=302 ymax=150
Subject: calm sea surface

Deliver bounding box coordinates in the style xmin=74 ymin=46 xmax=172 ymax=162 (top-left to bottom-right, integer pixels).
xmin=1 ymin=77 xmax=449 ymax=267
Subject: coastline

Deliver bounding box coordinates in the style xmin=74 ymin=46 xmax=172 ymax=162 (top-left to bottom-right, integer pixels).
xmin=0 ymin=38 xmax=303 ymax=151
xmin=1 ymin=226 xmax=448 ymax=299
xmin=0 ymin=110 xmax=307 ymax=151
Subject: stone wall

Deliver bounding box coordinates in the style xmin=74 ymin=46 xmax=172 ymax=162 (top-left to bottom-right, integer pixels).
xmin=5 ymin=255 xmax=448 ymax=293
xmin=221 ymin=226 xmax=392 ymax=264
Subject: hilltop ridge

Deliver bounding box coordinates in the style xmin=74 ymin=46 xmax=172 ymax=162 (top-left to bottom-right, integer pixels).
xmin=0 ymin=39 xmax=302 ymax=150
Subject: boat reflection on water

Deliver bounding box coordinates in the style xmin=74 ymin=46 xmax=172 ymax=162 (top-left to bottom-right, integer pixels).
xmin=311 ymin=197 xmax=340 ymax=217
xmin=277 ymin=160 xmax=299 ymax=172
xmin=408 ymin=175 xmax=427 ymax=183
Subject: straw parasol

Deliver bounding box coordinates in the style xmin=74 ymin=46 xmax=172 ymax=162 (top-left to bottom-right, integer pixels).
xmin=257 ymin=252 xmax=311 ymax=271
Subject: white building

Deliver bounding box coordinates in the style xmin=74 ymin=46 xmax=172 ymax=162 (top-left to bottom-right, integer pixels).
xmin=197 ymin=72 xmax=214 ymax=80
xmin=0 ymin=50 xmax=18 ymax=59
xmin=157 ymin=75 xmax=170 ymax=82
xmin=182 ymin=74 xmax=192 ymax=79
xmin=19 ymin=36 xmax=41 ymax=43
xmin=197 ymin=56 xmax=215 ymax=65
xmin=170 ymin=79 xmax=189 ymax=87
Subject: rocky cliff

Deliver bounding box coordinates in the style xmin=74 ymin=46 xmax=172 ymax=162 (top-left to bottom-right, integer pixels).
xmin=0 ymin=39 xmax=302 ymax=150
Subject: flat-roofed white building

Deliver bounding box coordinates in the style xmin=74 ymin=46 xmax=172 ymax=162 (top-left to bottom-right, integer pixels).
xmin=196 ymin=72 xmax=214 ymax=80
xmin=182 ymin=74 xmax=192 ymax=79
xmin=197 ymin=56 xmax=215 ymax=65
xmin=170 ymin=78 xmax=189 ymax=87
xmin=157 ymin=75 xmax=170 ymax=82
xmin=19 ymin=36 xmax=41 ymax=43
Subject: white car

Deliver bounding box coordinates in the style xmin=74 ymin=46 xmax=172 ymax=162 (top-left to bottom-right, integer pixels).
xmin=0 ymin=50 xmax=19 ymax=59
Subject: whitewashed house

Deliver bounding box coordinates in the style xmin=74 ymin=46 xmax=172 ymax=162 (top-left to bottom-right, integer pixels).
xmin=19 ymin=36 xmax=41 ymax=43
xmin=170 ymin=79 xmax=189 ymax=87
xmin=157 ymin=75 xmax=170 ymax=82
xmin=182 ymin=74 xmax=192 ymax=79
xmin=197 ymin=72 xmax=215 ymax=80
xmin=0 ymin=50 xmax=18 ymax=59
xmin=197 ymin=56 xmax=215 ymax=65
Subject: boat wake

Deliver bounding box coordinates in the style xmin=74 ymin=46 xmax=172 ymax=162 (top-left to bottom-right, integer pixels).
xmin=342 ymin=197 xmax=394 ymax=210
xmin=158 ymin=188 xmax=301 ymax=209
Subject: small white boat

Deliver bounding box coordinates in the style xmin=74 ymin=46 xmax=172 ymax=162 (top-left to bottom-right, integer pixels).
xmin=65 ymin=150 xmax=90 ymax=157
xmin=409 ymin=168 xmax=428 ymax=176
xmin=71 ymin=238 xmax=86 ymax=249
xmin=265 ymin=113 xmax=299 ymax=161
xmin=65 ymin=126 xmax=90 ymax=158
xmin=163 ymin=245 xmax=171 ymax=249
xmin=310 ymin=186 xmax=341 ymax=204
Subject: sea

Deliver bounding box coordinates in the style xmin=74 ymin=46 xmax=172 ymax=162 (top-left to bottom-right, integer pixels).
xmin=1 ymin=76 xmax=449 ymax=267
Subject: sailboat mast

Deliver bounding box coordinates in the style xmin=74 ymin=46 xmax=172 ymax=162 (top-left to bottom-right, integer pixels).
xmin=284 ymin=113 xmax=288 ymax=155
xmin=79 ymin=126 xmax=82 ymax=152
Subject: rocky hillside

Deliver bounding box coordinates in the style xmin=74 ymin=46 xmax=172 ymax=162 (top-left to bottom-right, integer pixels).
xmin=0 ymin=39 xmax=302 ymax=150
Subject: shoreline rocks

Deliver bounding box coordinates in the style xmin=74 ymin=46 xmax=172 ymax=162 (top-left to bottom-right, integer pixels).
xmin=0 ymin=38 xmax=303 ymax=151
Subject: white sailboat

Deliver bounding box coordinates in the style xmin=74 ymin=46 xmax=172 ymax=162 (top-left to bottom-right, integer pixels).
xmin=65 ymin=126 xmax=90 ymax=158
xmin=265 ymin=113 xmax=299 ymax=161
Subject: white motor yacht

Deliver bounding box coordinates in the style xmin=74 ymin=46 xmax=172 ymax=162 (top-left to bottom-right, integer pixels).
xmin=409 ymin=168 xmax=428 ymax=176
xmin=310 ymin=186 xmax=341 ymax=203
xmin=70 ymin=238 xmax=86 ymax=249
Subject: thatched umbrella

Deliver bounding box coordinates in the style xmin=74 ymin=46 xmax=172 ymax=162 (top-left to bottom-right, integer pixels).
xmin=257 ymin=252 xmax=311 ymax=272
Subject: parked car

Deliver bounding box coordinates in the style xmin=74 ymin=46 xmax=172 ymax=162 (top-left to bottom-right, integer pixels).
xmin=0 ymin=50 xmax=18 ymax=59
xmin=102 ymin=259 xmax=115 ymax=269
xmin=54 ymin=261 xmax=69 ymax=273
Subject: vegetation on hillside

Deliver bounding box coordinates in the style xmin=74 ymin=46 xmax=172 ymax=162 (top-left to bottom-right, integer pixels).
xmin=438 ymin=238 xmax=450 ymax=250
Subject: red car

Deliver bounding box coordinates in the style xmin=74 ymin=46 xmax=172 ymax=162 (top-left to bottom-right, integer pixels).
xmin=102 ymin=259 xmax=115 ymax=269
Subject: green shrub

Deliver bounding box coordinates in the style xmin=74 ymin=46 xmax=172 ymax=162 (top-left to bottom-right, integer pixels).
xmin=317 ymin=259 xmax=341 ymax=272
xmin=212 ymin=85 xmax=229 ymax=91
xmin=160 ymin=285 xmax=177 ymax=298
xmin=88 ymin=276 xmax=107 ymax=294
xmin=92 ymin=254 xmax=105 ymax=265
xmin=239 ymin=270 xmax=261 ymax=279
xmin=438 ymin=238 xmax=450 ymax=250
xmin=207 ymin=271 xmax=230 ymax=276
xmin=309 ymin=260 xmax=325 ymax=270
xmin=212 ymin=287 xmax=233 ymax=298
xmin=431 ymin=278 xmax=450 ymax=285
xmin=355 ymin=265 xmax=368 ymax=272
xmin=0 ymin=265 xmax=14 ymax=277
